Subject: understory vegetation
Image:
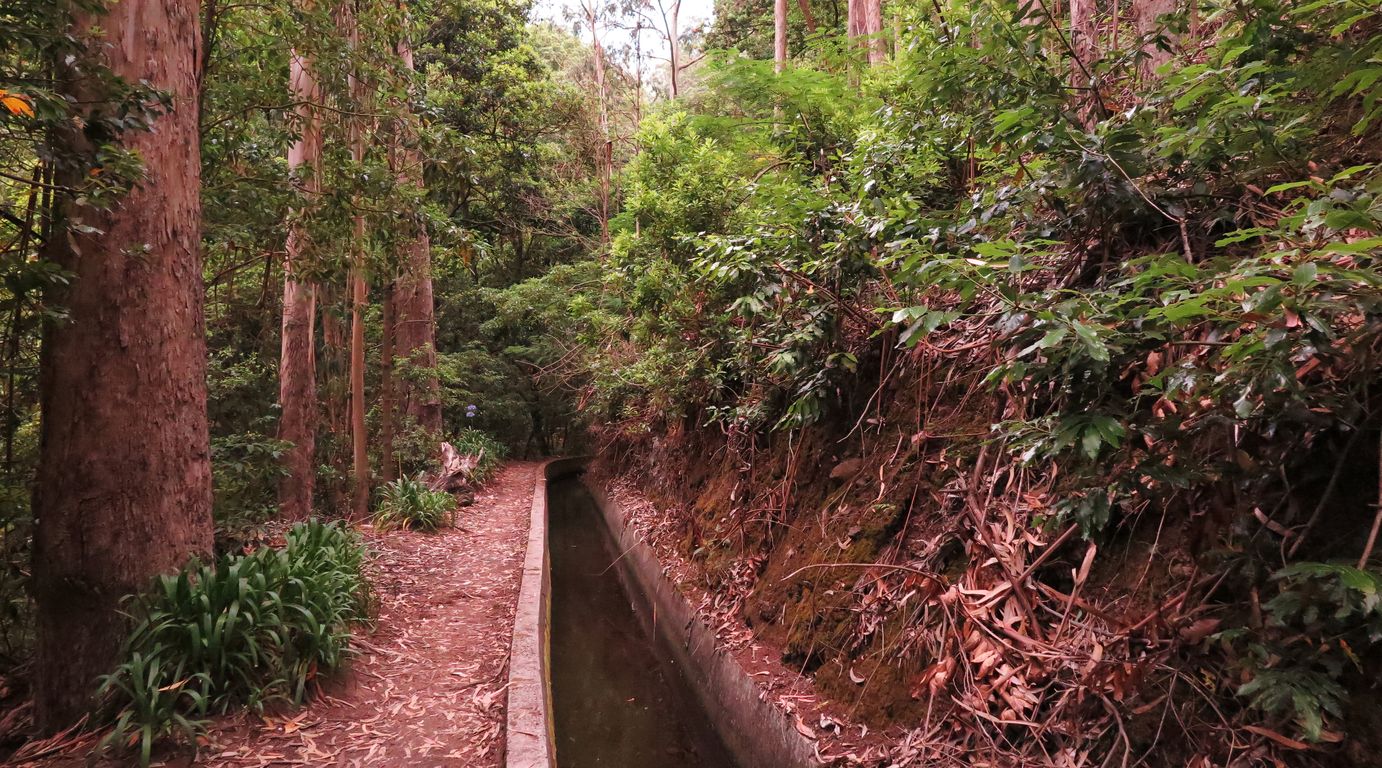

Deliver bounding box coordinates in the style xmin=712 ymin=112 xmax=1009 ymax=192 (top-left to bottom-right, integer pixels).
xmin=101 ymin=522 xmax=368 ymax=764
xmin=373 ymin=475 xmax=456 ymax=531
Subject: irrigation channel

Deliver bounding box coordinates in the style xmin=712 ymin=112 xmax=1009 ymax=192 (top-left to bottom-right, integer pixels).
xmin=546 ymin=477 xmax=738 ymax=768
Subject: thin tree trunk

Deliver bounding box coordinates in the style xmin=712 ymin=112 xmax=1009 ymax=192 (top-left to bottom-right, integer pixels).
xmin=1070 ymin=0 xmax=1097 ymax=122
xmin=392 ymin=36 xmax=443 ymax=436
xmin=668 ymin=0 xmax=681 ymax=98
xmin=34 ymin=0 xmax=212 ymax=730
xmin=278 ymin=49 xmax=321 ymax=520
xmin=1133 ymin=0 xmax=1175 ymax=80
xmin=633 ymin=21 xmax=644 ymax=128
xmin=590 ymin=11 xmax=611 ymax=248
xmin=796 ymin=0 xmax=818 ymax=34
xmin=863 ymin=0 xmax=885 ymax=63
xmin=346 ymin=3 xmax=370 ymax=519
xmin=775 ymin=0 xmax=788 ymax=72
xmin=349 ymin=266 xmax=368 ymax=518
xmin=380 ymin=285 xmax=396 ymax=483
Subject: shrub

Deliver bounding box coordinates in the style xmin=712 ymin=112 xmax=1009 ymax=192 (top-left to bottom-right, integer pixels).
xmin=100 ymin=520 xmax=368 ymax=765
xmin=448 ymin=428 xmax=506 ymax=483
xmin=210 ymin=429 xmax=290 ymax=546
xmin=373 ymin=474 xmax=454 ymax=531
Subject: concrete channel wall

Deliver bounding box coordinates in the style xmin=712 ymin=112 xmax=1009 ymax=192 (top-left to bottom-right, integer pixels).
xmin=505 ymin=456 xmax=817 ymax=768
xmin=585 ymin=481 xmax=818 ymax=768
xmin=505 ymin=458 xmax=585 ymax=768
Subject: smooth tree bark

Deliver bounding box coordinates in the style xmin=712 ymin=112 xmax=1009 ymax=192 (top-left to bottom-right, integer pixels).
xmin=654 ymin=0 xmax=682 ymax=98
xmin=796 ymin=0 xmax=818 ymax=34
xmin=345 ymin=3 xmax=371 ymax=518
xmin=380 ymin=285 xmax=396 ymax=483
xmin=585 ymin=0 xmax=611 ymax=247
xmin=278 ymin=48 xmax=322 ymax=519
xmin=1133 ymin=0 xmax=1176 ymax=79
xmin=863 ymin=0 xmax=885 ymax=63
xmin=392 ymin=35 xmax=443 ymax=436
xmin=847 ymin=0 xmax=885 ymax=64
xmin=34 ymin=0 xmax=213 ymax=730
xmin=775 ymin=0 xmax=788 ymax=73
xmin=349 ymin=264 xmax=368 ymax=518
xmin=1070 ymin=0 xmax=1098 ymax=121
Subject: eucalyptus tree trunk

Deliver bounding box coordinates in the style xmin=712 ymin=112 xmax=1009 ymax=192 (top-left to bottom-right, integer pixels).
xmin=278 ymin=49 xmax=322 ymax=520
xmin=380 ymin=286 xmax=396 ymax=483
xmin=586 ymin=2 xmax=611 ymax=247
xmin=392 ymin=36 xmax=443 ymax=437
xmin=863 ymin=0 xmax=885 ymax=63
xmin=847 ymin=0 xmax=885 ymax=63
xmin=666 ymin=0 xmax=681 ymax=98
xmin=349 ymin=264 xmax=367 ymax=518
xmin=1070 ymin=0 xmax=1098 ymax=122
xmin=1133 ymin=0 xmax=1176 ymax=79
xmin=345 ymin=2 xmax=370 ymax=519
xmin=34 ymin=0 xmax=213 ymax=730
xmin=775 ymin=0 xmax=788 ymax=72
xmin=796 ymin=0 xmax=817 ymax=34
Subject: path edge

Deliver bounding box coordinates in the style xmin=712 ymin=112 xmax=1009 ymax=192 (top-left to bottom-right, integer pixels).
xmin=504 ymin=457 xmax=585 ymax=768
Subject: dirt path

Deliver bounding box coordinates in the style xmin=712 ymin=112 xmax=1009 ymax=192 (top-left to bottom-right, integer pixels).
xmin=186 ymin=461 xmax=540 ymax=768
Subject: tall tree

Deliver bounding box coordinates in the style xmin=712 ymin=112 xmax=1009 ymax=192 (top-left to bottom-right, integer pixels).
xmin=1133 ymin=0 xmax=1176 ymax=79
xmin=1070 ymin=0 xmax=1098 ymax=120
xmin=583 ymin=0 xmax=612 ymax=246
xmin=796 ymin=0 xmax=817 ymax=34
xmin=278 ymin=48 xmax=323 ymax=519
xmin=862 ymin=0 xmax=884 ymax=63
xmin=774 ymin=0 xmax=787 ymax=72
xmin=653 ymin=0 xmax=683 ymax=97
xmin=380 ymin=285 xmax=397 ymax=482
xmin=847 ymin=0 xmax=884 ymax=63
xmin=33 ymin=0 xmax=213 ymax=730
xmin=345 ymin=0 xmax=372 ymax=517
xmin=392 ymin=34 xmax=443 ymax=436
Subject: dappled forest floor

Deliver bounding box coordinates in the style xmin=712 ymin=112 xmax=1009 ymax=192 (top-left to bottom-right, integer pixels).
xmin=5 ymin=462 xmax=539 ymax=768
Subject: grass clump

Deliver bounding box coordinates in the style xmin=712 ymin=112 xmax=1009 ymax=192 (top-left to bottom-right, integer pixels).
xmin=373 ymin=474 xmax=454 ymax=531
xmin=100 ymin=520 xmax=368 ymax=765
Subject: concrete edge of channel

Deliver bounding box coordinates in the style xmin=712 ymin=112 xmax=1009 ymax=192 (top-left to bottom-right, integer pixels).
xmin=586 ymin=481 xmax=821 ymax=768
xmin=504 ymin=457 xmax=586 ymax=768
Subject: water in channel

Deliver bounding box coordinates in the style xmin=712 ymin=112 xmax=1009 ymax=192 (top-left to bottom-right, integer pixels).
xmin=547 ymin=478 xmax=737 ymax=768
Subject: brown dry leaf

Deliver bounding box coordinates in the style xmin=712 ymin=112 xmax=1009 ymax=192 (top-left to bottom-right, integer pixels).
xmin=1244 ymin=724 xmax=1313 ymax=751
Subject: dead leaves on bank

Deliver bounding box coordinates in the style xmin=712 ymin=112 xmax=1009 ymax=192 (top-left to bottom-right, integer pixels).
xmin=598 ymin=459 xmax=1292 ymax=768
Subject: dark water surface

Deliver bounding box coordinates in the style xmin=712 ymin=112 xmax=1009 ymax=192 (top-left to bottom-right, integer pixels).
xmin=547 ymin=478 xmax=737 ymax=768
